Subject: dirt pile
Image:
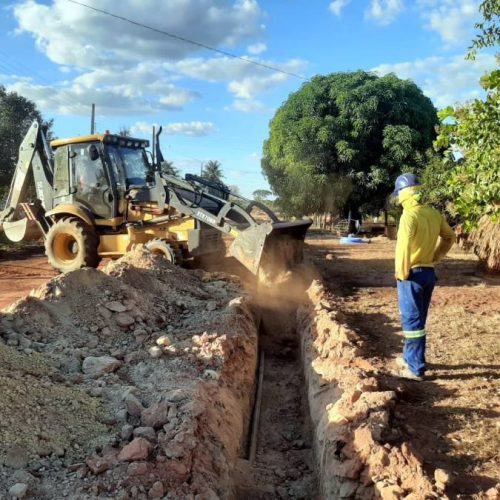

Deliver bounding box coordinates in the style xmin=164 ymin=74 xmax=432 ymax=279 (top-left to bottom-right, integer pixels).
xmin=298 ymin=280 xmax=440 ymax=499
xmin=0 ymin=247 xmax=258 ymax=499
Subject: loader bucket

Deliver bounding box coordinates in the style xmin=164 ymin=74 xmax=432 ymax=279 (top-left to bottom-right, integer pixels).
xmin=229 ymin=219 xmax=312 ymax=279
xmin=2 ymin=218 xmax=43 ymax=242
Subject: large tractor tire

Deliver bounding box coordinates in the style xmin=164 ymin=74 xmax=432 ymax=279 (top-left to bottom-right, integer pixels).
xmin=45 ymin=217 xmax=100 ymax=273
xmin=145 ymin=239 xmax=182 ymax=265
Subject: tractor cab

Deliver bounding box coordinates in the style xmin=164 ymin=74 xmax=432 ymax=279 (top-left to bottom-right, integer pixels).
xmin=50 ymin=134 xmax=151 ymax=219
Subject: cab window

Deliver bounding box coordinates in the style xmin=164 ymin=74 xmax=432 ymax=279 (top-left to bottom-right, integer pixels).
xmin=53 ymin=146 xmax=69 ymax=196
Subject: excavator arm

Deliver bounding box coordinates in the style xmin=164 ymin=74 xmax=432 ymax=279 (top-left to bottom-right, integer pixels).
xmin=0 ymin=121 xmax=53 ymax=241
xmin=160 ymin=174 xmax=311 ymax=277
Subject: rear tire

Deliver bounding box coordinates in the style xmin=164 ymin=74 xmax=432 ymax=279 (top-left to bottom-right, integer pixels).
xmin=45 ymin=217 xmax=100 ymax=273
xmin=145 ymin=239 xmax=182 ymax=265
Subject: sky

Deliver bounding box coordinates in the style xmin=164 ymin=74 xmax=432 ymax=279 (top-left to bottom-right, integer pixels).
xmin=0 ymin=0 xmax=497 ymax=197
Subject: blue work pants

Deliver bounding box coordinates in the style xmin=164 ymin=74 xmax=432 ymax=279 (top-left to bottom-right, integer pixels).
xmin=397 ymin=267 xmax=436 ymax=376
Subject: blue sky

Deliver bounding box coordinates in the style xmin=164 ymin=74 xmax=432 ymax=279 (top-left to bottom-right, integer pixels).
xmin=0 ymin=0 xmax=496 ymax=197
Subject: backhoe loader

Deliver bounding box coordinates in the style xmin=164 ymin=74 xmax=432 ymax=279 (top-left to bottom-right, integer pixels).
xmin=0 ymin=121 xmax=311 ymax=277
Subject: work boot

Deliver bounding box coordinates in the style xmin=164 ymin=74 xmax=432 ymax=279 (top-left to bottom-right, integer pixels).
xmin=392 ymin=357 xmax=423 ymax=380
xmin=393 ymin=365 xmax=424 ymax=381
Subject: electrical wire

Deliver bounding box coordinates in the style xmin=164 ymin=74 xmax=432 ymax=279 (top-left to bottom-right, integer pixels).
xmin=0 ymin=49 xmax=82 ymax=113
xmin=65 ymin=0 xmax=306 ymax=80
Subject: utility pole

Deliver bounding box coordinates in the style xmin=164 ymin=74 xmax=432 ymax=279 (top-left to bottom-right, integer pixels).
xmin=200 ymin=162 xmax=204 ymax=176
xmin=152 ymin=126 xmax=156 ymax=167
xmin=90 ymin=103 xmax=96 ymax=134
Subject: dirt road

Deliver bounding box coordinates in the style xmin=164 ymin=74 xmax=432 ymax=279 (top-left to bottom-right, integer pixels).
xmin=307 ymin=234 xmax=500 ymax=498
xmin=0 ymin=238 xmax=498 ymax=497
xmin=0 ymin=247 xmax=57 ymax=309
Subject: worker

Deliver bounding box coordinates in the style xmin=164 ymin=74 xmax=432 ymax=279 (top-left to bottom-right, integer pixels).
xmin=392 ymin=173 xmax=456 ymax=380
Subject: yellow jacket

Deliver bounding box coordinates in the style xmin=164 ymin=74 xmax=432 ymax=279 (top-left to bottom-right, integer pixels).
xmin=395 ymin=187 xmax=456 ymax=280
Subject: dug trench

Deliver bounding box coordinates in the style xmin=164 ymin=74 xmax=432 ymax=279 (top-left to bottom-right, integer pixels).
xmin=232 ymin=269 xmax=319 ymax=499
xmin=234 ymin=264 xmax=442 ymax=500
xmin=0 ymin=248 xmax=442 ymax=499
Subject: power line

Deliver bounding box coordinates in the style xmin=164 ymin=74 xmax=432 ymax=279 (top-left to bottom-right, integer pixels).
xmin=65 ymin=0 xmax=306 ymax=80
xmin=0 ymin=50 xmax=80 ymax=112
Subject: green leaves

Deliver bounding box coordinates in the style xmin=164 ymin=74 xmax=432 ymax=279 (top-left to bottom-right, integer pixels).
xmin=261 ymin=71 xmax=438 ymax=217
xmin=432 ymin=68 xmax=500 ymax=230
xmin=201 ymin=160 xmax=224 ymax=182
xmin=467 ymin=0 xmax=500 ymax=59
xmin=0 ymin=86 xmax=53 ymax=187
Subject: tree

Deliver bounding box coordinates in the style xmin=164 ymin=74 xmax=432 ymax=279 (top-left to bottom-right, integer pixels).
xmin=252 ymin=189 xmax=273 ymax=202
xmin=0 ymin=86 xmax=53 ymax=186
xmin=419 ymin=151 xmax=456 ymax=216
xmin=422 ymin=1 xmax=500 ymax=271
xmin=261 ymin=71 xmax=437 ymax=217
xmin=434 ymin=69 xmax=500 ymax=229
xmin=468 ymin=0 xmax=500 ymax=59
xmin=201 ymin=160 xmax=224 ymax=183
xmin=161 ymin=160 xmax=180 ymax=177
xmin=118 ymin=126 xmax=130 ymax=136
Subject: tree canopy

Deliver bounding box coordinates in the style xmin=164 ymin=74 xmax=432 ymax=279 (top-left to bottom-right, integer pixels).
xmin=0 ymin=86 xmax=53 ymax=186
xmin=467 ymin=0 xmax=500 ymax=59
xmin=201 ymin=160 xmax=224 ymax=183
xmin=261 ymin=71 xmax=437 ymax=217
xmin=252 ymin=189 xmax=273 ymax=202
xmin=432 ymin=69 xmax=500 ymax=230
xmin=422 ymin=1 xmax=500 ymax=230
xmin=161 ymin=160 xmax=180 ymax=177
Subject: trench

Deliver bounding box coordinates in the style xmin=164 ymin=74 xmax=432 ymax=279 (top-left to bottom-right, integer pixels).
xmin=232 ymin=280 xmax=319 ymax=499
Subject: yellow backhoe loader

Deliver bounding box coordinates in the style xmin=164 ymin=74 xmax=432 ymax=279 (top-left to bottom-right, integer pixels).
xmin=0 ymin=121 xmax=311 ymax=277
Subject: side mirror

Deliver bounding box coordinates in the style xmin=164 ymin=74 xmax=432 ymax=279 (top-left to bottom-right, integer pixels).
xmin=88 ymin=145 xmax=99 ymax=161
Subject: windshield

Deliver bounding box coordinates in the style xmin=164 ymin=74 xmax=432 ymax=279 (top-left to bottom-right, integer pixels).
xmin=105 ymin=145 xmax=150 ymax=186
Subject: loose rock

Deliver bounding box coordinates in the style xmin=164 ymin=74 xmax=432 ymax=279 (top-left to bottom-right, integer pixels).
xmin=434 ymin=468 xmax=452 ymax=486
xmin=115 ymin=312 xmax=135 ymax=329
xmin=104 ymin=301 xmax=127 ymax=313
xmin=148 ymin=481 xmax=164 ymax=498
xmin=141 ymin=403 xmax=170 ymax=429
xmin=86 ymin=455 xmax=110 ymax=475
xmin=5 ymin=447 xmax=29 ymax=469
xmin=156 ymin=335 xmax=171 ymax=347
xmin=133 ymin=427 xmax=157 ymax=442
xmin=118 ymin=438 xmax=153 ymax=462
xmin=148 ymin=346 xmax=162 ymax=359
xmin=125 ymin=393 xmax=144 ymax=418
xmin=82 ymin=356 xmax=122 ymax=377
xmin=8 ymin=483 xmax=28 ymax=499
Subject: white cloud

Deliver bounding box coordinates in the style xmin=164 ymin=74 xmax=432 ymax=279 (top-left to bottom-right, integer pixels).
xmin=166 ymin=56 xmax=306 ymax=99
xmin=131 ymin=121 xmax=216 ymax=137
xmin=130 ymin=121 xmax=160 ymax=137
xmin=11 ymin=0 xmax=305 ymax=117
xmin=417 ymin=0 xmax=480 ymax=45
xmin=247 ymin=42 xmax=267 ymax=54
xmin=365 ymin=0 xmax=404 ymax=25
xmin=232 ymin=99 xmax=269 ymax=112
xmin=329 ymin=0 xmax=352 ymax=16
xmin=164 ymin=121 xmax=216 ymax=136
xmin=13 ymin=0 xmax=264 ymax=68
xmin=371 ymin=52 xmax=497 ymax=107
xmin=4 ymin=68 xmax=199 ymax=116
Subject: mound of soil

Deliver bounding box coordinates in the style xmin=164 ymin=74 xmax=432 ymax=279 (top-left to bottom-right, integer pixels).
xmin=0 ymin=248 xmax=258 ymax=499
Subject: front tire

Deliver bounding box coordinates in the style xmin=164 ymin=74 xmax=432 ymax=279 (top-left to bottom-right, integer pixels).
xmin=145 ymin=239 xmax=182 ymax=265
xmin=45 ymin=217 xmax=100 ymax=273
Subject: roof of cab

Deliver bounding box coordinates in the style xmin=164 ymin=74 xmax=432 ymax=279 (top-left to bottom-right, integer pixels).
xmin=50 ymin=134 xmax=107 ymax=148
xmin=50 ymin=134 xmax=149 ymax=149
